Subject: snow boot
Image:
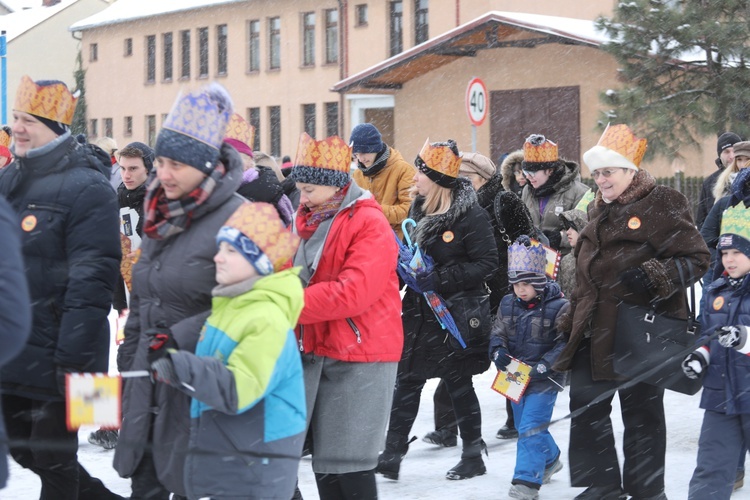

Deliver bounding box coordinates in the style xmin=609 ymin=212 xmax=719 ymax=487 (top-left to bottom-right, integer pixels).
xmin=496 ymin=423 xmax=518 ymax=439
xmin=542 ymin=455 xmax=563 ymax=484
xmin=574 ymin=485 xmax=627 ymax=499
xmin=509 ymin=483 xmax=540 ymax=500
xmin=87 ymin=429 xmax=118 ymax=450
xmin=422 ymin=428 xmax=457 ymax=447
xmin=445 ymin=439 xmax=487 ymax=480
xmin=375 ymin=433 xmax=416 ymax=481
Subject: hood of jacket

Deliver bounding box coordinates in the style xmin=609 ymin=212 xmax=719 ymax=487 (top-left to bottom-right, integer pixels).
xmin=409 ymin=177 xmax=477 ymax=247
xmin=500 ymin=150 xmax=524 ymax=192
xmin=219 ymin=268 xmax=304 ymax=328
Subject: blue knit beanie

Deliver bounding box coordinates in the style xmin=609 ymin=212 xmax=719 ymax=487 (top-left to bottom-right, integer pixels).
xmin=349 ymin=123 xmax=384 ymax=154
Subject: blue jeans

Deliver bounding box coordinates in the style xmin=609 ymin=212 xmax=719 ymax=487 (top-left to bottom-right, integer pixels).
xmin=511 ymin=391 xmax=560 ymax=486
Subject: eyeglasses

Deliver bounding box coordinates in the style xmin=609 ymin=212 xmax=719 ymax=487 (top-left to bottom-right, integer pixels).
xmin=522 ymin=169 xmax=540 ymax=177
xmin=591 ymin=168 xmax=624 ymax=180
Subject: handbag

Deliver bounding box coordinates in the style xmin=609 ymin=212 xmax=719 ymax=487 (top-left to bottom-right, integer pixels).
xmin=445 ymin=292 xmax=491 ymax=354
xmin=613 ymin=261 xmax=703 ymax=395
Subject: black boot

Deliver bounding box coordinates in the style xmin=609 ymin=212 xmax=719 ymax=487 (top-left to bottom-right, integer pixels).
xmin=445 ymin=439 xmax=487 ymax=480
xmin=574 ymin=485 xmax=627 ymax=499
xmin=376 ymin=433 xmax=416 ymax=481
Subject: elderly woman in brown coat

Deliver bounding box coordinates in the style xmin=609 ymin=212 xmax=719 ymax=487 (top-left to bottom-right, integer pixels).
xmin=552 ymin=125 xmax=710 ymax=500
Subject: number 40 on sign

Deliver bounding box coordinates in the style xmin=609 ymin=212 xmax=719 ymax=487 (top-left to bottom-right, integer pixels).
xmin=465 ymin=77 xmax=488 ymax=126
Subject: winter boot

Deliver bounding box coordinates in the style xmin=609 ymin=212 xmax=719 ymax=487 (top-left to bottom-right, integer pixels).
xmin=542 ymin=455 xmax=563 ymax=484
xmin=445 ymin=439 xmax=487 ymax=480
xmin=736 ymin=469 xmax=745 ymax=491
xmin=508 ymin=483 xmax=540 ymax=500
xmin=496 ymin=423 xmax=518 ymax=439
xmin=375 ymin=433 xmax=416 ymax=481
xmin=87 ymin=429 xmax=119 ymax=450
xmin=422 ymin=428 xmax=457 ymax=447
xmin=574 ymin=485 xmax=627 ymax=499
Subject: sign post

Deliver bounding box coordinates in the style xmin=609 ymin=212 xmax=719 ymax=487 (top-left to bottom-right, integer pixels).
xmin=465 ymin=77 xmax=488 ymax=153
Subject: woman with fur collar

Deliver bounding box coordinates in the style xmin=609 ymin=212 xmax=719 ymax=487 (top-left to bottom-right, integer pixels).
xmin=376 ymin=140 xmax=498 ymax=482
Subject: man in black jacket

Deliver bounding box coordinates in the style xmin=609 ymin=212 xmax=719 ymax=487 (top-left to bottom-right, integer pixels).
xmin=696 ymin=132 xmax=741 ymax=228
xmin=0 ymin=75 xmax=123 ymax=499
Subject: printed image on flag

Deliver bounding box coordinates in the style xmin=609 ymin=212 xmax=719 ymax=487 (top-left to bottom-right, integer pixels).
xmin=66 ymin=373 xmax=122 ymax=431
xmin=491 ymin=358 xmax=532 ymax=403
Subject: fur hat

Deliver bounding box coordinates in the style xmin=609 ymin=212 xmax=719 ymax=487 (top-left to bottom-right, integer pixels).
xmin=717 ymin=132 xmax=742 ymax=157
xmin=14 ymin=76 xmax=77 ymax=134
xmin=291 ymin=133 xmax=351 ymax=187
xmin=224 ymin=113 xmax=255 ymax=158
xmin=522 ymin=135 xmax=559 ymax=172
xmin=717 ymin=204 xmax=750 ymax=258
xmin=508 ymin=236 xmax=547 ymax=293
xmin=216 ymin=202 xmax=300 ymax=275
xmin=349 ymin=123 xmax=384 ymax=154
xmin=583 ymin=124 xmax=647 ymax=172
xmin=459 ymin=151 xmax=496 ymax=180
xmin=415 ymin=138 xmax=461 ymax=188
xmin=155 ymin=83 xmax=233 ymax=174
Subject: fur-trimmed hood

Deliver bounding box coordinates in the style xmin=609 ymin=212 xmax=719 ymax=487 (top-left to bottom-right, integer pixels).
xmin=409 ymin=178 xmax=477 ymax=247
xmin=500 ymin=150 xmax=524 ymax=192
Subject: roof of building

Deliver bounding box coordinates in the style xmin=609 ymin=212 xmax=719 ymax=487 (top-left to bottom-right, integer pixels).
xmin=0 ymin=0 xmax=38 ymax=13
xmin=70 ymin=0 xmax=245 ymax=31
xmin=1 ymin=0 xmax=80 ymax=41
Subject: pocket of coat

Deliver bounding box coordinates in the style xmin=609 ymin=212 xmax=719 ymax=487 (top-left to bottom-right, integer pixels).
xmin=445 ymin=294 xmax=491 ymax=352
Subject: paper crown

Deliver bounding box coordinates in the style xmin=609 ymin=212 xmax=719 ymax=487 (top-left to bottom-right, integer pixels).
xmin=718 ymin=204 xmax=750 ymax=253
xmin=418 ymin=138 xmax=461 ymax=179
xmin=584 ymin=124 xmax=647 ymax=171
xmin=0 ymin=128 xmax=10 ymax=148
xmin=163 ymin=84 xmax=232 ymax=153
xmin=219 ymin=202 xmax=300 ymax=273
xmin=523 ymin=135 xmax=558 ymax=164
xmin=14 ymin=75 xmax=77 ymax=125
xmin=291 ymin=133 xmax=351 ymax=187
xmin=508 ymin=238 xmax=547 ymax=277
xmin=574 ymin=189 xmax=595 ymax=212
xmin=225 ymin=113 xmax=255 ymax=151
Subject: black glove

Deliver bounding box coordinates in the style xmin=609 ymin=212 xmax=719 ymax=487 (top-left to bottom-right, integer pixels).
xmin=530 ymin=361 xmax=550 ymax=380
xmin=619 ymin=267 xmax=654 ymax=297
xmin=145 ymin=326 xmax=178 ymax=365
xmin=542 ymin=230 xmax=562 ymax=251
xmin=55 ymin=365 xmax=78 ymax=397
xmin=681 ymin=351 xmax=708 ymax=380
xmin=492 ymin=347 xmax=511 ymax=371
xmin=717 ymin=326 xmax=744 ymax=349
xmin=151 ymin=357 xmax=179 ymax=386
xmin=416 ymin=270 xmax=438 ymax=293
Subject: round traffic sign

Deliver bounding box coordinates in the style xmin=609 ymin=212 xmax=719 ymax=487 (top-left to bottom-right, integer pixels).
xmin=465 ymin=77 xmax=488 ymax=126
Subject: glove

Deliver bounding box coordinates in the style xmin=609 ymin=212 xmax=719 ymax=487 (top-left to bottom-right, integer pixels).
xmin=55 ymin=365 xmax=78 ymax=397
xmin=681 ymin=351 xmax=708 ymax=380
xmin=542 ymin=230 xmax=562 ymax=251
xmin=145 ymin=326 xmax=178 ymax=365
xmin=619 ymin=267 xmax=654 ymax=297
xmin=530 ymin=361 xmax=550 ymax=380
xmin=416 ymin=270 xmax=438 ymax=293
xmin=492 ymin=347 xmax=511 ymax=371
xmin=718 ymin=326 xmax=743 ymax=349
xmin=150 ymin=357 xmax=179 ymax=386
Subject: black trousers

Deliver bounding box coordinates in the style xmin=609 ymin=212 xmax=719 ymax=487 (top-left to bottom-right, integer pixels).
xmin=2 ymin=394 xmax=123 ymax=500
xmin=314 ymin=469 xmax=377 ymax=500
xmin=434 ymin=379 xmax=514 ymax=432
xmin=568 ymin=340 xmax=666 ymax=498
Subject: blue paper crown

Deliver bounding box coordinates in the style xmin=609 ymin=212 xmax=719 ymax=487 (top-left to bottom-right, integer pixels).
xmin=163 ymin=84 xmax=232 ymax=151
xmin=508 ymin=238 xmax=546 ymax=276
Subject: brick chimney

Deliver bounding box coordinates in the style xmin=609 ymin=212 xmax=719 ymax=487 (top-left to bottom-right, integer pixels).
xmin=43 ymin=0 xmax=61 ymax=6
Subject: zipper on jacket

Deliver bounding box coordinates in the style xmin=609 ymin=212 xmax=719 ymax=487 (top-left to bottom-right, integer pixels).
xmin=298 ymin=325 xmax=305 ymax=351
xmin=346 ymin=318 xmax=362 ymax=344
xmin=27 ymin=203 xmax=65 ymax=213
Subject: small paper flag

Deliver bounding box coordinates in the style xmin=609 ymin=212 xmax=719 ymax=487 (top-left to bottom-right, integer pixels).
xmin=491 ymin=357 xmax=532 ymax=403
xmin=66 ymin=373 xmax=122 ymax=431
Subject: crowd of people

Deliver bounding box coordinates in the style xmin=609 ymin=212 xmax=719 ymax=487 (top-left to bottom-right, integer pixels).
xmin=0 ymin=74 xmax=748 ymax=500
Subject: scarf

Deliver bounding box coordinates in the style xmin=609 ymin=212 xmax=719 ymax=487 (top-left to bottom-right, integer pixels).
xmin=294 ymin=184 xmax=348 ymax=240
xmin=357 ymin=145 xmax=390 ymax=177
xmin=143 ymin=163 xmax=226 ymax=240
xmin=528 ymin=166 xmax=564 ymax=199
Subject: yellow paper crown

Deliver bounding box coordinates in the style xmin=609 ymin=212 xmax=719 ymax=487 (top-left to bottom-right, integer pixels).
xmin=0 ymin=128 xmax=10 ymax=148
xmin=523 ymin=135 xmax=558 ymax=163
xmin=14 ymin=75 xmax=77 ymax=125
xmin=293 ymin=133 xmax=351 ymax=173
xmin=596 ymin=124 xmax=647 ymax=168
xmin=418 ymin=138 xmax=461 ymax=178
xmin=225 ymin=113 xmax=255 ymax=150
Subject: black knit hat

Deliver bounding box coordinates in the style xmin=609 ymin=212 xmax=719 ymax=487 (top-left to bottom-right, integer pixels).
xmin=349 ymin=123 xmax=384 ymax=154
xmin=717 ymin=132 xmax=742 ymax=157
xmin=123 ymin=141 xmax=155 ymax=171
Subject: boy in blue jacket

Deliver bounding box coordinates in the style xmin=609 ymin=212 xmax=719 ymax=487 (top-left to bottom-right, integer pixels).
xmin=489 ymin=236 xmax=569 ymax=500
xmin=683 ymin=205 xmax=750 ymax=499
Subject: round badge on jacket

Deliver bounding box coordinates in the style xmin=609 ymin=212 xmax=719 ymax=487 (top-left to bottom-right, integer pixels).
xmin=21 ymin=214 xmax=37 ymax=232
xmin=442 ymin=231 xmax=454 ymax=243
xmin=627 ymin=217 xmax=641 ymax=230
xmin=713 ymin=296 xmax=725 ymax=311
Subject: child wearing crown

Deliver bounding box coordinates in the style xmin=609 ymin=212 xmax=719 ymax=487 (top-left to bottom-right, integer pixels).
xmin=489 ymin=236 xmax=569 ymax=500
xmin=682 ymin=205 xmax=750 ymax=499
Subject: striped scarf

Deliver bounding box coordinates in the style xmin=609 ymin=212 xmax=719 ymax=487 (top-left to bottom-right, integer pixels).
xmin=295 ymin=184 xmax=348 ymax=240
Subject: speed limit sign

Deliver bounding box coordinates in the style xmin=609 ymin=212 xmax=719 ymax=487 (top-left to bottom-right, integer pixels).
xmin=466 ymin=77 xmax=488 ymax=126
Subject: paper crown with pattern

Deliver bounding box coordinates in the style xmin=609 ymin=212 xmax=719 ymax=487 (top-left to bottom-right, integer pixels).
xmin=290 ymin=133 xmax=351 ymax=187
xmin=717 ymin=204 xmax=750 ymax=257
xmin=217 ymin=202 xmax=300 ymax=275
xmin=523 ymin=135 xmax=558 ymax=167
xmin=0 ymin=128 xmax=10 ymax=148
xmin=415 ymin=138 xmax=461 ymax=188
xmin=583 ymin=124 xmax=648 ymax=172
xmin=14 ymin=75 xmax=77 ymax=125
xmin=507 ymin=237 xmax=547 ymax=277
xmin=224 ymin=113 xmax=255 ymax=156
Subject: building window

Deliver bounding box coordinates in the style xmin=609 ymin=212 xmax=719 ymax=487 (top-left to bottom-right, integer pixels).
xmin=247 ymin=107 xmax=260 ymax=150
xmin=89 ymin=118 xmax=98 ymax=138
xmin=324 ymin=9 xmax=338 ymax=64
xmin=389 ymin=1 xmax=403 ymax=57
xmin=124 ymin=116 xmax=133 ymax=137
xmin=104 ymin=118 xmax=113 ymax=137
xmin=303 ymin=104 xmax=316 ymax=137
xmin=146 ymin=35 xmax=156 ymax=83
xmin=163 ymin=32 xmax=173 ymax=81
xmin=217 ymin=24 xmax=228 ymax=76
xmin=269 ymin=17 xmax=280 ymax=70
xmin=302 ymin=12 xmax=315 ymax=67
xmin=355 ymin=4 xmax=368 ymax=27
xmin=247 ymin=20 xmax=260 ymax=72
xmin=90 ymin=43 xmax=98 ymax=62
xmin=269 ymin=105 xmax=281 ymax=157
xmin=198 ymin=27 xmax=209 ymax=78
xmin=161 ymin=113 xmax=169 ymax=125
xmin=415 ymin=0 xmax=429 ymax=45
xmin=325 ymin=102 xmax=339 ymax=137
xmin=180 ymin=30 xmax=191 ymax=79
xmin=124 ymin=38 xmax=132 ymax=57
xmin=146 ymin=115 xmax=157 ymax=147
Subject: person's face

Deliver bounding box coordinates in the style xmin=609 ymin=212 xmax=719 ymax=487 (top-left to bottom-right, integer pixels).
xmin=593 ymin=167 xmax=636 ymax=202
xmin=566 ymin=227 xmax=580 ymax=247
xmin=154 ymin=156 xmax=207 ymax=200
xmin=296 ymin=182 xmax=341 ymax=209
xmin=735 ymin=155 xmax=750 ymax=169
xmin=720 ymin=146 xmax=735 ymax=168
xmin=214 ymin=241 xmax=258 ymax=286
xmin=722 ymin=248 xmax=750 ymax=279
xmin=458 ymin=170 xmax=486 ymax=192
xmin=514 ymin=168 xmax=527 ymax=186
xmin=513 ymin=282 xmax=538 ymax=302
xmin=11 ymin=111 xmax=59 ymax=157
xmin=354 ymin=151 xmax=377 ymax=168
xmin=524 ymin=168 xmax=552 ymax=189
xmin=119 ymin=156 xmax=149 ymax=190
xmin=412 ymin=169 xmax=435 ymax=197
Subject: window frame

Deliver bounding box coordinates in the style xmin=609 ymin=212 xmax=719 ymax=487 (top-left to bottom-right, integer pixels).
xmin=124 ymin=38 xmax=133 ymax=57
xmin=389 ymin=1 xmax=403 ymax=57
xmin=198 ymin=27 xmax=209 ymax=78
xmin=325 ymin=102 xmax=339 ymax=137
xmin=301 ymin=12 xmax=316 ymax=67
xmin=269 ymin=105 xmax=281 ymax=157
xmin=247 ymin=107 xmax=261 ymax=150
xmin=268 ymin=17 xmax=281 ymax=70
xmin=247 ymin=20 xmax=260 ymax=73
xmin=180 ymin=30 xmax=191 ymax=79
xmin=145 ymin=35 xmax=156 ymax=83
xmin=414 ymin=0 xmax=429 ymax=45
xmin=324 ymin=9 xmax=338 ymax=65
xmin=355 ymin=4 xmax=368 ymax=27
xmin=217 ymin=24 xmax=228 ymax=76
xmin=162 ymin=32 xmax=173 ymax=82
xmin=124 ymin=116 xmax=133 ymax=137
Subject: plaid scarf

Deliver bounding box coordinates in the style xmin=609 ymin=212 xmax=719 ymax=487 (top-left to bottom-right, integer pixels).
xmin=295 ymin=184 xmax=348 ymax=240
xmin=143 ymin=163 xmax=226 ymax=240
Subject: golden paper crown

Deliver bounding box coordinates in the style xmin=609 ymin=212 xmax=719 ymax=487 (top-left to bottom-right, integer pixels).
xmin=418 ymin=138 xmax=461 ymax=178
xmin=14 ymin=75 xmax=77 ymax=125
xmin=293 ymin=133 xmax=351 ymax=173
xmin=0 ymin=128 xmax=10 ymax=148
xmin=224 ymin=202 xmax=300 ymax=272
xmin=523 ymin=135 xmax=558 ymax=163
xmin=225 ymin=113 xmax=255 ymax=150
xmin=596 ymin=124 xmax=647 ymax=168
